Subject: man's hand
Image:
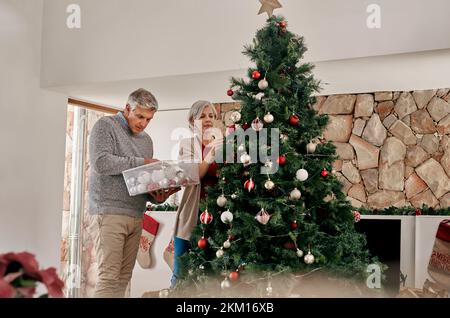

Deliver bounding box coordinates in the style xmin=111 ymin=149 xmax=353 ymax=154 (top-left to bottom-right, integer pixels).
xmin=148 ymin=187 xmax=181 ymax=204
xmin=144 ymin=158 xmax=160 ymax=165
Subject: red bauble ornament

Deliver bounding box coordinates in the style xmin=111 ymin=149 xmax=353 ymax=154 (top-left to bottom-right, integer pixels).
xmin=277 ymin=155 xmax=286 ymax=166
xmin=252 ymin=70 xmax=261 ymax=80
xmin=244 ymin=178 xmax=255 ymax=192
xmin=289 ymin=114 xmax=299 ymax=126
xmin=321 ymin=169 xmax=329 ymax=177
xmin=228 ymin=234 xmax=236 ymax=241
xmin=290 ymin=221 xmax=298 ymax=230
xmin=227 ymin=89 xmax=234 ymax=97
xmin=242 ymin=122 xmax=250 ymax=131
xmin=229 ymin=271 xmax=239 ymax=282
xmin=200 ymin=209 xmax=213 ymax=224
xmin=279 ymin=21 xmax=287 ymax=28
xmin=415 ymin=208 xmax=422 ymax=216
xmin=198 ymin=237 xmax=208 ymax=249
xmin=352 ymin=211 xmax=361 ymax=223
xmin=284 ymin=241 xmax=296 ymax=250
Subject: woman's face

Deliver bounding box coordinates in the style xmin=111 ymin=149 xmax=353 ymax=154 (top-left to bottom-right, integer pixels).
xmin=198 ymin=105 xmax=216 ymax=134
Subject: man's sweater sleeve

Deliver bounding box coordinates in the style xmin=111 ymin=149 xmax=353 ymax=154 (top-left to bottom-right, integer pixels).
xmin=89 ymin=119 xmax=145 ymax=176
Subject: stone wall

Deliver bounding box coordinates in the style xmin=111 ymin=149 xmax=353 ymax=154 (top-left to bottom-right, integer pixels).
xmin=314 ymin=89 xmax=450 ymax=208
xmin=220 ymin=89 xmax=450 ymax=209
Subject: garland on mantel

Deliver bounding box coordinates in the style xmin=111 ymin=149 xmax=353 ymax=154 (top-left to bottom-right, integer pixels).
xmin=149 ymin=202 xmax=450 ymax=215
xmin=357 ymin=206 xmax=450 ymax=216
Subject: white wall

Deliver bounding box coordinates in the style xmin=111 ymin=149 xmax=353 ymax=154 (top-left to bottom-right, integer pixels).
xmin=0 ymin=0 xmax=67 ymax=268
xmin=41 ymin=0 xmax=450 ymax=88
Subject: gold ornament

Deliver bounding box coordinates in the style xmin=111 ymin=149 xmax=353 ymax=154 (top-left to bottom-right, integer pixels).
xmin=257 ymin=0 xmax=282 ymax=18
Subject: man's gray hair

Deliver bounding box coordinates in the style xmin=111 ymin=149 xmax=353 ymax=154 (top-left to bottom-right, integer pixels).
xmin=188 ymin=100 xmax=217 ymax=126
xmin=127 ymin=88 xmax=158 ymax=111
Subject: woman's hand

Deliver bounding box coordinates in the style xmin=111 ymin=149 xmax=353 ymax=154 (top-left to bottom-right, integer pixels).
xmin=148 ymin=187 xmax=181 ymax=204
xmin=204 ymin=138 xmax=223 ymax=164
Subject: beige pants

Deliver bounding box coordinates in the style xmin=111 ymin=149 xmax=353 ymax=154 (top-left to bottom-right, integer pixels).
xmin=92 ymin=214 xmax=142 ymax=298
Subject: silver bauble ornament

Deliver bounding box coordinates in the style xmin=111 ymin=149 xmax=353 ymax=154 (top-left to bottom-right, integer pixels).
xmin=220 ymin=210 xmax=234 ymax=223
xmin=231 ymin=193 xmax=237 ymax=200
xmin=221 ymin=279 xmax=231 ymax=289
xmin=296 ymin=248 xmax=304 ymax=258
xmin=306 ymin=142 xmax=317 ymax=154
xmin=216 ymin=249 xmax=224 ymax=258
xmin=159 ymin=178 xmax=170 ymax=188
xmin=216 ymin=195 xmax=227 ymax=207
xmin=304 ymin=251 xmax=315 ymax=264
xmin=240 ymin=153 xmax=251 ymax=165
xmin=264 ymin=180 xmax=275 ymax=190
xmin=223 ymin=240 xmax=231 ymax=249
xmin=230 ymin=111 xmax=241 ymax=123
xmin=258 ymin=79 xmax=269 ymax=90
xmin=290 ymin=188 xmax=301 ymax=200
xmin=255 ymin=92 xmax=265 ymax=100
xmin=263 ymin=112 xmax=274 ymax=124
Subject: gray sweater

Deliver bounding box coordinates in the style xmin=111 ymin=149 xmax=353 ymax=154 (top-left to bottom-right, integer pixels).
xmin=88 ymin=113 xmax=153 ymax=218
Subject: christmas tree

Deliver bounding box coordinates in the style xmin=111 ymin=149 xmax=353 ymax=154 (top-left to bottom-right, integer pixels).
xmin=177 ymin=16 xmax=373 ymax=296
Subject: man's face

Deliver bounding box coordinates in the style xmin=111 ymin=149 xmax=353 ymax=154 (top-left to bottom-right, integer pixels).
xmin=123 ymin=105 xmax=156 ymax=135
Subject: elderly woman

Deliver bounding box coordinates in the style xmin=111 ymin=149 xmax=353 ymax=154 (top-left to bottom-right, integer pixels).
xmin=170 ymin=100 xmax=222 ymax=288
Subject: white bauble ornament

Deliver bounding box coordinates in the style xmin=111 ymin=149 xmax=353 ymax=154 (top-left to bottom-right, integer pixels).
xmin=159 ymin=178 xmax=170 ymax=188
xmin=216 ymin=249 xmax=224 ymax=258
xmin=151 ymin=170 xmax=165 ymax=183
xmin=164 ymin=166 xmax=177 ymax=179
xmin=290 ymin=188 xmax=302 ymax=200
xmin=263 ymin=112 xmax=274 ymax=124
xmin=173 ymin=176 xmax=180 ymax=185
xmin=258 ymin=79 xmax=269 ymax=90
xmin=238 ymin=144 xmax=246 ymax=152
xmin=221 ymin=279 xmax=231 ymax=289
xmin=136 ymin=184 xmax=147 ymax=193
xmin=230 ymin=111 xmax=242 ymax=123
xmin=296 ymin=169 xmax=309 ymax=181
xmin=255 ymin=92 xmax=265 ymax=100
xmin=220 ymin=210 xmax=234 ymax=223
xmin=306 ymin=142 xmax=317 ymax=154
xmin=223 ymin=240 xmax=231 ymax=249
xmin=304 ymin=251 xmax=315 ymax=264
xmin=280 ymin=134 xmax=288 ymax=142
xmin=296 ymin=249 xmax=304 ymax=258
xmin=127 ymin=177 xmax=137 ymax=186
xmin=217 ymin=195 xmax=227 ymax=207
xmin=137 ymin=172 xmax=151 ymax=184
xmin=231 ymin=193 xmax=237 ymax=200
xmin=240 ymin=153 xmax=251 ymax=165
xmin=264 ymin=180 xmax=275 ymax=190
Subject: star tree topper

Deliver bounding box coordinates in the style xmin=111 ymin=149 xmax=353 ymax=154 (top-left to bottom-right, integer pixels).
xmin=258 ymin=0 xmax=282 ymax=18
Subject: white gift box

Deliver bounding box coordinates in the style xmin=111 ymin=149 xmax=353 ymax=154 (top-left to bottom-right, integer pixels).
xmin=122 ymin=161 xmax=199 ymax=196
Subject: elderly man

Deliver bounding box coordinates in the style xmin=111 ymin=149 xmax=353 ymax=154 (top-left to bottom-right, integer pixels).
xmin=88 ymin=88 xmax=178 ymax=298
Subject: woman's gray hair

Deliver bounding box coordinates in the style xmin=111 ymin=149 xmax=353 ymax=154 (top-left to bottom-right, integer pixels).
xmin=188 ymin=100 xmax=217 ymax=127
xmin=127 ymin=88 xmax=158 ymax=111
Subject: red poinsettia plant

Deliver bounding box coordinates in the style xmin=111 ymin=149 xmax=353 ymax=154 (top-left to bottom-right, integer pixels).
xmin=0 ymin=252 xmax=64 ymax=298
